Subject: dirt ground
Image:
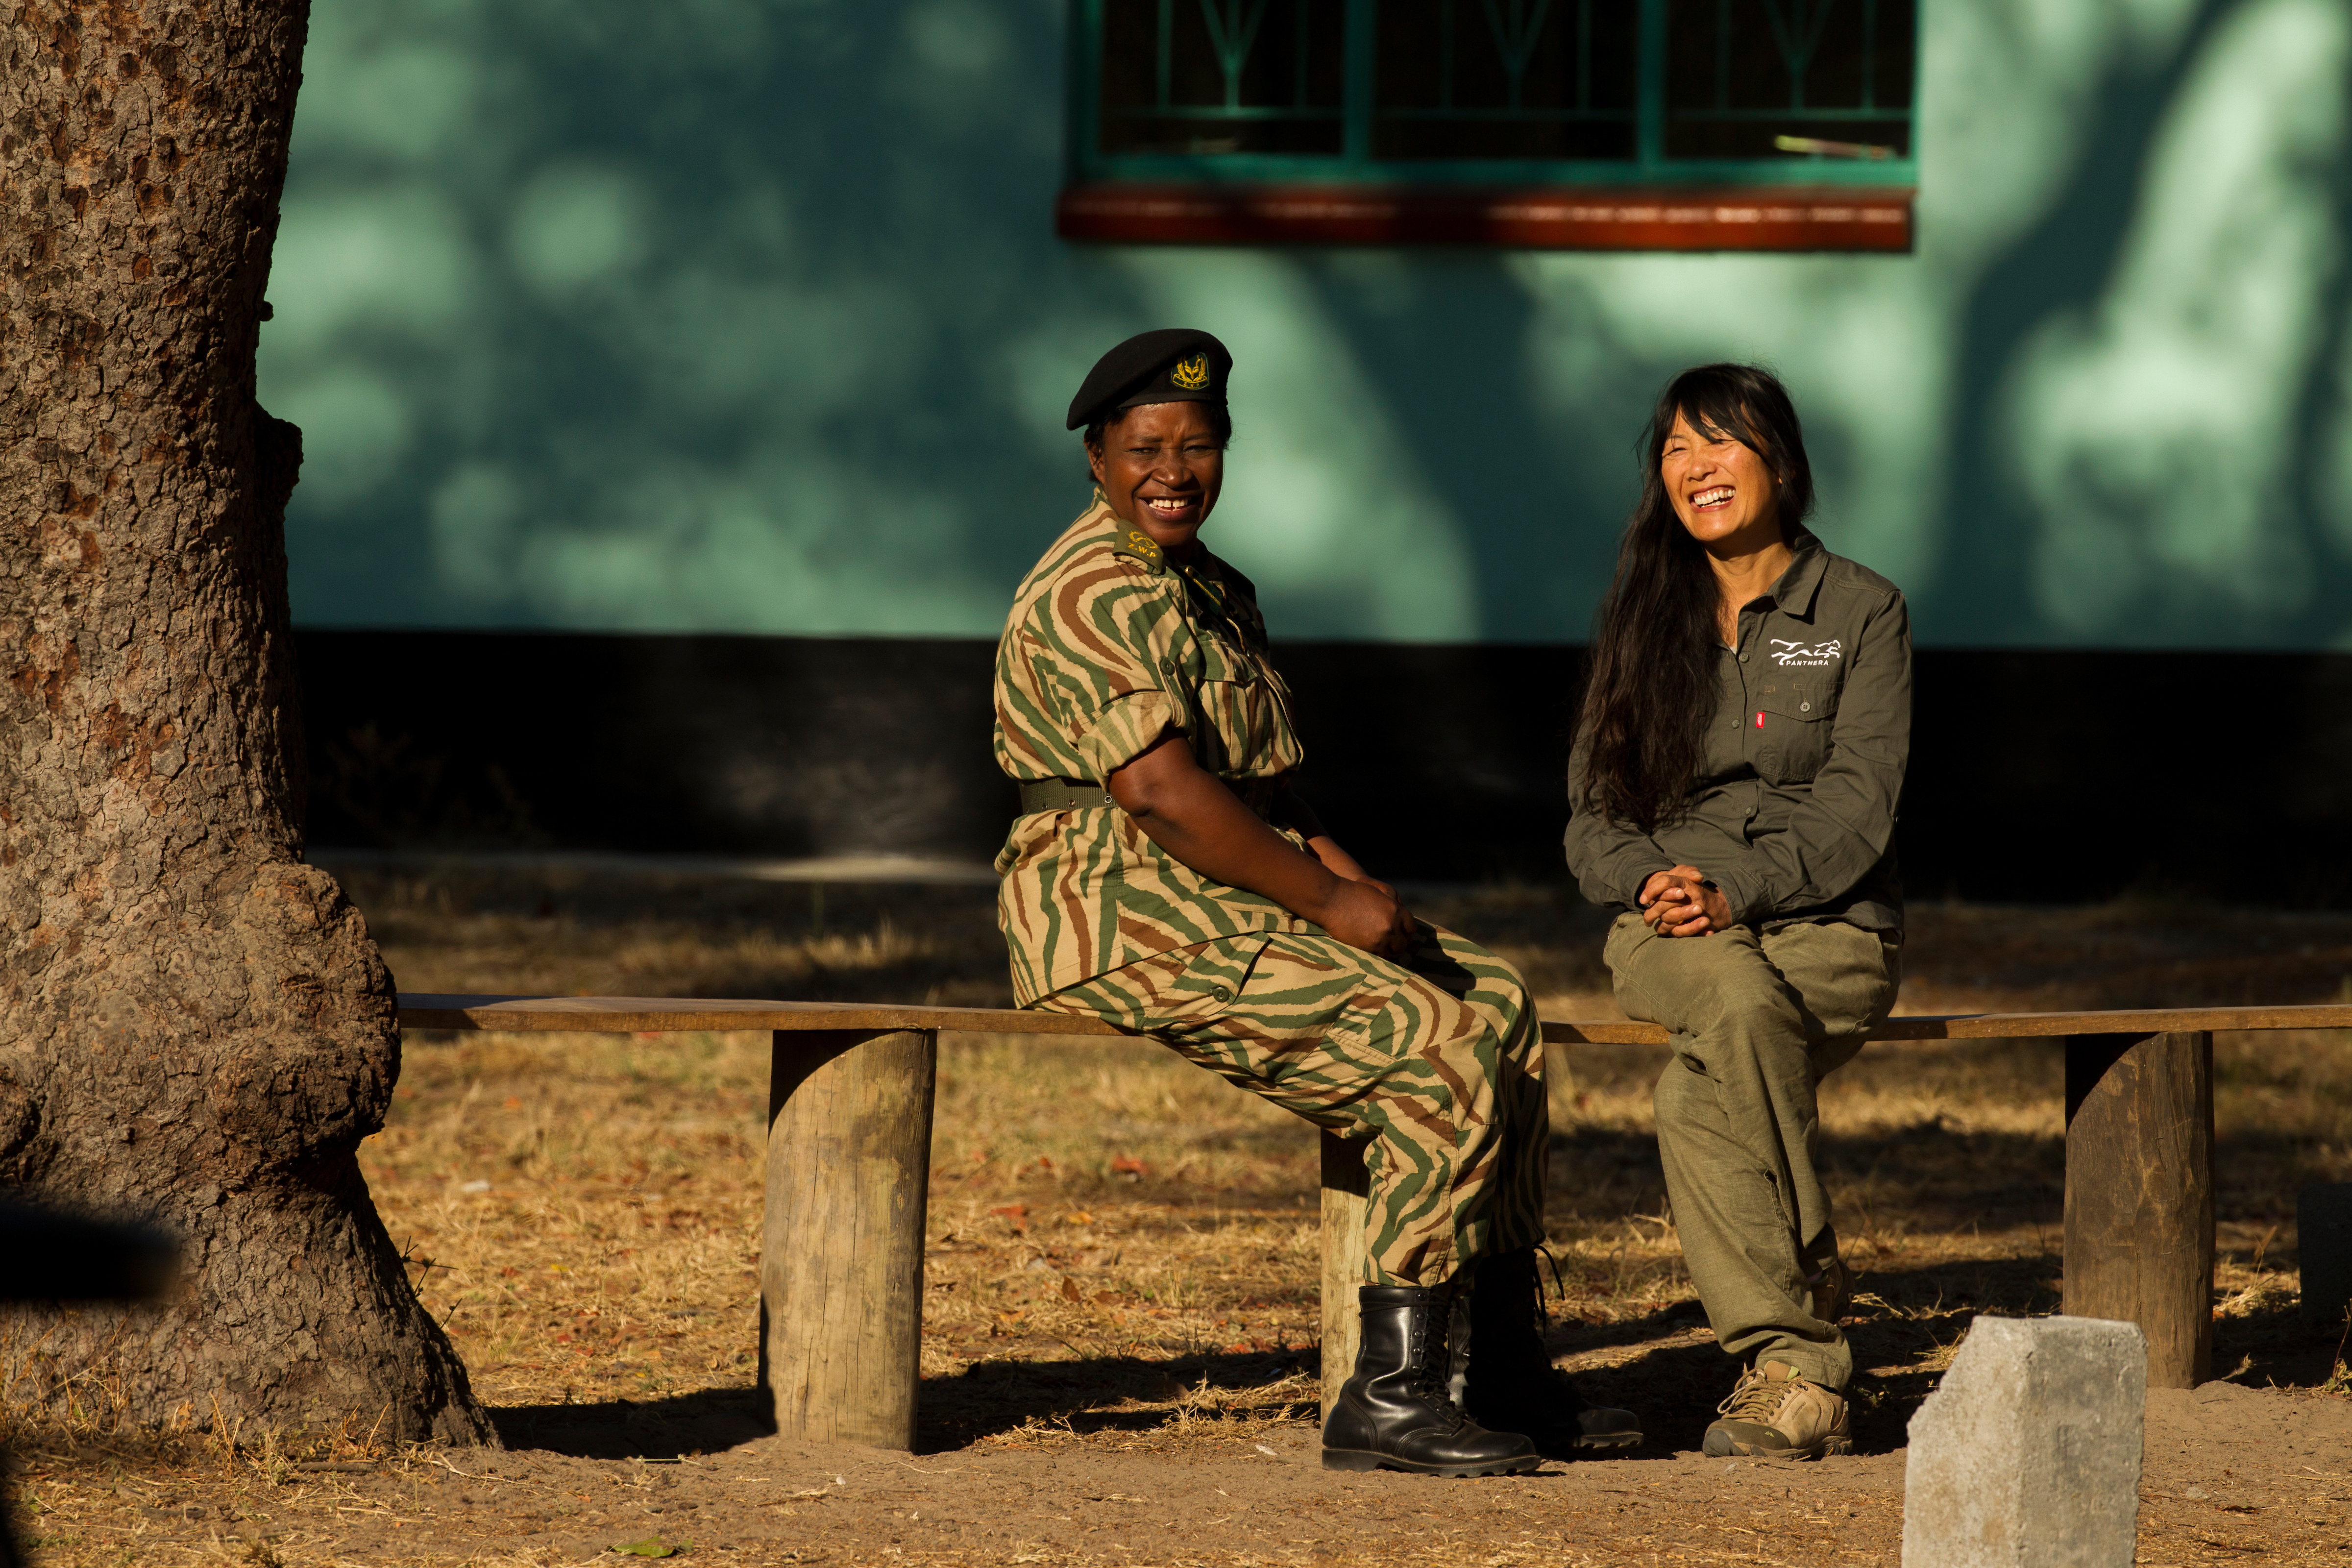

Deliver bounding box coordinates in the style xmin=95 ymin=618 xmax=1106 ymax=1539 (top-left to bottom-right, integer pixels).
xmin=7 ymin=867 xmax=2352 ymax=1567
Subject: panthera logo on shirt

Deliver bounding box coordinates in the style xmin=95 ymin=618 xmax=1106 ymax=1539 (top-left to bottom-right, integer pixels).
xmin=1770 ymin=637 xmax=1844 ymax=667
xmin=1170 ymin=354 xmax=1211 ymax=391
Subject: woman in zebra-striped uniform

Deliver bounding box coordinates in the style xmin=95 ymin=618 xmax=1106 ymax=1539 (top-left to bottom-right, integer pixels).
xmin=991 ymin=328 xmax=1639 ymax=1476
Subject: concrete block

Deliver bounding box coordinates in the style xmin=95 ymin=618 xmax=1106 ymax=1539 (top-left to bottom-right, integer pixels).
xmin=1903 ymin=1315 xmax=2146 ymax=1568
xmin=2299 ymin=1182 xmax=2352 ymax=1328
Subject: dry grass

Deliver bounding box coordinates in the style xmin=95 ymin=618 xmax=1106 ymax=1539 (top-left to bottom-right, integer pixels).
xmin=7 ymin=867 xmax=2352 ymax=1566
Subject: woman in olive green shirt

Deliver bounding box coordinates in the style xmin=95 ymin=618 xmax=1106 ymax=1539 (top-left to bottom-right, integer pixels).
xmin=1565 ymin=364 xmax=1911 ymax=1462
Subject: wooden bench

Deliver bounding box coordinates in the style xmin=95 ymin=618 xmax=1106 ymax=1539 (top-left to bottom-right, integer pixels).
xmin=397 ymin=993 xmax=2352 ymax=1448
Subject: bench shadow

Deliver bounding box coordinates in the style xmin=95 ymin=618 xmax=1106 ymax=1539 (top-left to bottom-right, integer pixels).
xmin=491 ymin=1388 xmax=773 ymax=1458
xmin=1553 ymin=1259 xmax=2352 ymax=1458
xmin=2209 ymin=1293 xmax=2352 ymax=1391
xmin=487 ymin=1352 xmax=1325 ymax=1459
xmin=1544 ymin=1256 xmax=2074 ymax=1456
xmin=488 ymin=1288 xmax=2349 ymax=1461
xmin=916 ymin=1347 xmax=1323 ymax=1453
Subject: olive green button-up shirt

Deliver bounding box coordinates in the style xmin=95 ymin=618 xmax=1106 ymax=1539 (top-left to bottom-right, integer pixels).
xmin=1564 ymin=532 xmax=1911 ymax=934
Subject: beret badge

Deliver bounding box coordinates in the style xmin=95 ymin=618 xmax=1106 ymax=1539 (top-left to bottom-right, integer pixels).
xmin=1170 ymin=354 xmax=1211 ymax=391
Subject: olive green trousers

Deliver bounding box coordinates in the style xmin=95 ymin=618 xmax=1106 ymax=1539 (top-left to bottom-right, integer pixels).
xmin=1604 ymin=914 xmax=1901 ymax=1389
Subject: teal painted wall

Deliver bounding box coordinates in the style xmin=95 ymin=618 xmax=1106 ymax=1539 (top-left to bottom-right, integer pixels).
xmin=262 ymin=0 xmax=2352 ymax=647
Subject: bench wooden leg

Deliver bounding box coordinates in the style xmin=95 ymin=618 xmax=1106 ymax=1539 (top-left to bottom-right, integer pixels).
xmin=1318 ymin=1130 xmax=1370 ymax=1421
xmin=760 ymin=1028 xmax=938 ymax=1447
xmin=2063 ymin=1029 xmax=2214 ymax=1388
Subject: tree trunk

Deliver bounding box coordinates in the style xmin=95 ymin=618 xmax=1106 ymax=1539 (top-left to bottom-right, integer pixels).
xmin=0 ymin=0 xmax=490 ymax=1442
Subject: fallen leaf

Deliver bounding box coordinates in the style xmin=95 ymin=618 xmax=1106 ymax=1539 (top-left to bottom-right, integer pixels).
xmin=1109 ymin=1156 xmax=1146 ymax=1176
xmin=610 ymin=1539 xmax=686 ymax=1558
xmin=1060 ymin=1277 xmax=1082 ymax=1304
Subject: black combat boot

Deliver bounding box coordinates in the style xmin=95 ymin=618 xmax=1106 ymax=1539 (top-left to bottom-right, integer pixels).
xmin=1322 ymin=1281 xmax=1541 ymax=1477
xmin=1463 ymin=1248 xmax=1644 ymax=1457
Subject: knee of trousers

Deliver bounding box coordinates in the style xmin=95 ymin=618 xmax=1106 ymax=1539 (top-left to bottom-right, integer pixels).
xmin=1680 ymin=962 xmax=1802 ymax=1030
xmin=1667 ymin=985 xmax=1809 ymax=1078
xmin=1621 ymin=934 xmax=1798 ymax=1038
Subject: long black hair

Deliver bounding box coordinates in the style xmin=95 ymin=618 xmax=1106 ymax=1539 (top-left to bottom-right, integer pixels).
xmin=1574 ymin=364 xmax=1814 ymax=831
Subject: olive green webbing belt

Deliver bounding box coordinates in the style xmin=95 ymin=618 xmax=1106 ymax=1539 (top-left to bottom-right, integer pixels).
xmin=1015 ymin=775 xmax=1283 ymax=817
xmin=1017 ymin=777 xmax=1115 ymax=814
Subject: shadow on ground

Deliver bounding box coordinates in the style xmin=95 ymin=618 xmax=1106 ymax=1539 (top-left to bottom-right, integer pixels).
xmin=491 ymin=1285 xmax=2350 ymax=1462
xmin=492 ymin=1388 xmax=773 ymax=1458
xmin=917 ymin=1347 xmax=1321 ymax=1453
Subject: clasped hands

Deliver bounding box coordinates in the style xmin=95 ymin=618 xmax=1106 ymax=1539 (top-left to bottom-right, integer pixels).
xmin=1639 ymin=864 xmax=1730 ymax=938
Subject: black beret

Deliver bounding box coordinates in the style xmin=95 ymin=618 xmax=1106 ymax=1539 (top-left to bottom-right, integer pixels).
xmin=1065 ymin=328 xmax=1232 ymax=431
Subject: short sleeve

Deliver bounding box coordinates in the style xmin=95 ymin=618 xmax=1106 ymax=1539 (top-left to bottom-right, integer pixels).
xmin=1077 ymin=688 xmax=1182 ymax=780
xmin=1031 ymin=556 xmax=1187 ymax=783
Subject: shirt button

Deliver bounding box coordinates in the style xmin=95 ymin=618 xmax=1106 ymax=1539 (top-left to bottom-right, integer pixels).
xmin=1739 ymin=653 xmax=1749 ymax=663
xmin=1800 ymin=701 xmax=1811 ymax=712
xmin=1211 ymin=985 xmax=1231 ymax=1001
xmin=1160 ymin=658 xmax=1174 ymax=673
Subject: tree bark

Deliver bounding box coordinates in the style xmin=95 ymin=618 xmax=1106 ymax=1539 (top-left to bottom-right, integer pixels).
xmin=0 ymin=0 xmax=490 ymax=1442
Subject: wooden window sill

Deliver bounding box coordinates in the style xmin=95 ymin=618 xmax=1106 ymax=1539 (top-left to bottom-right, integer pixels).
xmin=1055 ymin=182 xmax=1915 ymax=252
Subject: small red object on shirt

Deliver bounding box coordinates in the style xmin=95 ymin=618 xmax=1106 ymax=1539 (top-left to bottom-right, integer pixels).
xmin=1754 ymin=711 xmax=1766 ymax=729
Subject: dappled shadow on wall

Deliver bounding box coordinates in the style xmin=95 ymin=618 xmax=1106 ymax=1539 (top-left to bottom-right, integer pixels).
xmin=262 ymin=0 xmax=2352 ymax=652
xmin=261 ymin=0 xmax=1094 ymax=638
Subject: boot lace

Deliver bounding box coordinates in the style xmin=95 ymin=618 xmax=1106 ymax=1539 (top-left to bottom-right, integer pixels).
xmin=1517 ymin=1247 xmax=1571 ymax=1383
xmin=1715 ymin=1367 xmax=1792 ymax=1423
xmin=1535 ymin=1244 xmax=1568 ymax=1303
xmin=1411 ymin=1296 xmax=1472 ymax=1433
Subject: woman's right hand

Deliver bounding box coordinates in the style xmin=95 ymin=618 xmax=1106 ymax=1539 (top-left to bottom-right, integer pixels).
xmin=1316 ymin=877 xmax=1418 ymax=959
xmin=1641 ymin=865 xmax=1721 ymax=937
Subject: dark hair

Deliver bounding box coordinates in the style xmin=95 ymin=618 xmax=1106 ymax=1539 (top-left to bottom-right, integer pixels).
xmin=1574 ymin=363 xmax=1814 ymax=831
xmin=1082 ymin=400 xmax=1233 ymax=478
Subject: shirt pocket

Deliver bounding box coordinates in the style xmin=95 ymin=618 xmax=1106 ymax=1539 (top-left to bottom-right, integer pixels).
xmin=1753 ymin=676 xmax=1840 ymax=785
xmin=1190 ymin=634 xmax=1285 ymax=777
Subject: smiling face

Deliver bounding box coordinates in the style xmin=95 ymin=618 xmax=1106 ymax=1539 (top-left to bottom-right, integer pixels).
xmin=1660 ymin=407 xmax=1783 ymax=553
xmin=1087 ymin=401 xmax=1225 ymax=558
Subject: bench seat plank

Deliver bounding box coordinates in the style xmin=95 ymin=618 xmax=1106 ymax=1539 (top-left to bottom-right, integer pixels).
xmin=1546 ymin=1004 xmax=2352 ymax=1044
xmin=395 ymin=994 xmax=1130 ymax=1037
xmin=399 ymin=994 xmax=2352 ymax=1042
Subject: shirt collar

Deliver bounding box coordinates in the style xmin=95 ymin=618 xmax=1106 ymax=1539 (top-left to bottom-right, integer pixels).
xmin=1767 ymin=530 xmax=1829 ymax=620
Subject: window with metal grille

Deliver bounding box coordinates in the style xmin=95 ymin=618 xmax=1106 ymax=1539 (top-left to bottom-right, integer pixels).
xmin=1061 ymin=0 xmax=1920 ymax=250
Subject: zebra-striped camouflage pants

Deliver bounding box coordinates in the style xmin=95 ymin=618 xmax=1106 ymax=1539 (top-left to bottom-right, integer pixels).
xmin=1032 ymin=923 xmax=1549 ymax=1286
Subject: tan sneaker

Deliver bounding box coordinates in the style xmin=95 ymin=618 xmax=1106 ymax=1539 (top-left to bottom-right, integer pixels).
xmin=1702 ymin=1360 xmax=1853 ymax=1460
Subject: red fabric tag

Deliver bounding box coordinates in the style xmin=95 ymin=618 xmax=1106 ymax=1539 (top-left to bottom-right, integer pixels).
xmin=1754 ymin=711 xmax=1766 ymax=729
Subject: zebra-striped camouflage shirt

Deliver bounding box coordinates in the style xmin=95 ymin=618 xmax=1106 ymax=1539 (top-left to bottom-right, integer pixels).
xmin=993 ymin=496 xmax=1311 ymax=1004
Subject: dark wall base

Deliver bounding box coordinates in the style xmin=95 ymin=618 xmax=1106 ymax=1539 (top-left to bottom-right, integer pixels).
xmin=293 ymin=632 xmax=2352 ymax=906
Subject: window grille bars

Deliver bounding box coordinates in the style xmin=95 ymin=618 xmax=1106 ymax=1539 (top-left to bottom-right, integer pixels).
xmin=1082 ymin=0 xmax=1915 ymax=184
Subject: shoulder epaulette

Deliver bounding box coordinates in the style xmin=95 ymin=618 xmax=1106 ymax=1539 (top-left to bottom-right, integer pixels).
xmin=1108 ymin=527 xmax=1168 ymax=576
